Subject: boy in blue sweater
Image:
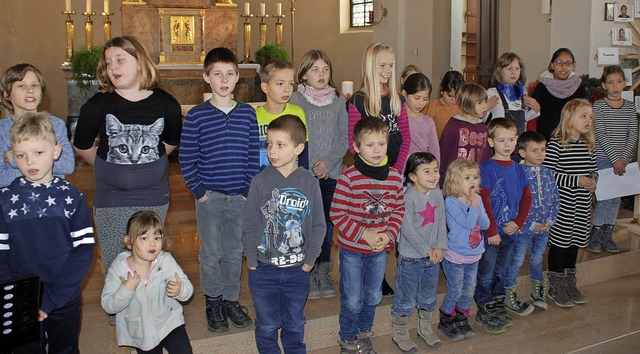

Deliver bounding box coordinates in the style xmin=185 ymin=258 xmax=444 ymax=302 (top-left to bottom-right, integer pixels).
xmin=504 ymin=131 xmax=560 ymax=312
xmin=0 ymin=112 xmax=95 ymax=353
xmin=474 ymin=118 xmax=532 ymax=334
xmin=179 ymin=47 xmax=259 ymax=333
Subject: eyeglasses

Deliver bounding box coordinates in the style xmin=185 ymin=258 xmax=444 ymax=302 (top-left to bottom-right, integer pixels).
xmin=554 ymin=60 xmax=574 ymax=67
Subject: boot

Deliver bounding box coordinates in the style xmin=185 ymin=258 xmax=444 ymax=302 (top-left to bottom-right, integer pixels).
xmin=475 ymin=302 xmax=506 ymax=334
xmin=308 ymin=266 xmax=321 ymax=299
xmin=453 ymin=308 xmax=475 ymax=340
xmin=381 ymin=277 xmax=394 ymax=297
xmin=392 ymin=315 xmax=418 ymax=353
xmin=205 ymin=296 xmax=228 ymax=332
xmin=317 ymin=261 xmax=337 ymax=298
xmin=587 ymin=225 xmax=603 ymax=253
xmin=494 ymin=296 xmax=513 ymax=327
xmin=504 ymin=285 xmax=534 ymax=316
xmin=602 ymin=224 xmax=620 ymax=253
xmin=564 ymin=268 xmax=588 ymax=304
xmin=437 ymin=310 xmax=464 ymax=341
xmin=356 ymin=331 xmax=377 ymax=354
xmin=337 ymin=338 xmax=362 ymax=354
xmin=224 ymin=300 xmax=252 ymax=328
xmin=530 ymin=278 xmax=548 ymax=310
xmin=548 ymin=271 xmax=574 ymax=308
xmin=418 ymin=309 xmax=442 ymax=348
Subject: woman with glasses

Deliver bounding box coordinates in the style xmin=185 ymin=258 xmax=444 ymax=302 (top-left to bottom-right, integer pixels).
xmin=531 ymin=48 xmax=587 ymax=140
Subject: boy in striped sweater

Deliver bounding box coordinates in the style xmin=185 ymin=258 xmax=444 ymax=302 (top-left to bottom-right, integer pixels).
xmin=179 ymin=47 xmax=259 ymax=333
xmin=330 ymin=117 xmax=405 ymax=353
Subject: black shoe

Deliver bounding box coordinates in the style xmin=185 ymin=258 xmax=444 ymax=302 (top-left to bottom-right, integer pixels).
xmin=382 ymin=278 xmax=395 ymax=297
xmin=453 ymin=309 xmax=475 ymax=339
xmin=224 ymin=300 xmax=252 ymax=328
xmin=437 ymin=310 xmax=464 ymax=341
xmin=205 ymin=297 xmax=228 ymax=333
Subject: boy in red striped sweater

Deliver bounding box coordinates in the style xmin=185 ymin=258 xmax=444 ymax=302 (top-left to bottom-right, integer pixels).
xmin=330 ymin=117 xmax=405 ymax=353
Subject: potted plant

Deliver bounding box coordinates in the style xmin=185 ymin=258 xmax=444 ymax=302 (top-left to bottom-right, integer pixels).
xmin=255 ymin=44 xmax=290 ymax=66
xmin=70 ymin=47 xmax=102 ymax=93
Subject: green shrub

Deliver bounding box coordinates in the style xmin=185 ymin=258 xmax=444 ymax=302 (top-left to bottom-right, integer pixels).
xmin=70 ymin=47 xmax=102 ymax=91
xmin=255 ymin=44 xmax=290 ymax=66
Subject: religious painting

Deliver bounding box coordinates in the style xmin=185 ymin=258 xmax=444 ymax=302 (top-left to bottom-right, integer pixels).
xmin=170 ymin=16 xmax=195 ymax=45
xmin=605 ymin=3 xmax=615 ymax=21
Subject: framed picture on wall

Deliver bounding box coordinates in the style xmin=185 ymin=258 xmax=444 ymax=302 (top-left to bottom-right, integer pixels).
xmin=615 ymin=3 xmax=634 ymax=22
xmin=612 ymin=27 xmax=632 ymax=46
xmin=635 ymin=1 xmax=640 ymax=17
xmin=605 ymin=3 xmax=615 ymax=21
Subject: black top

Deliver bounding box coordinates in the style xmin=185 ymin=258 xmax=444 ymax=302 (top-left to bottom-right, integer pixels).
xmin=531 ymin=82 xmax=586 ymax=140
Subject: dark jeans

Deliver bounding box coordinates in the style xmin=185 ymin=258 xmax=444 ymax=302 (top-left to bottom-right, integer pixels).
xmin=391 ymin=256 xmax=440 ymax=316
xmin=135 ymin=325 xmax=192 ymax=354
xmin=474 ymin=234 xmax=514 ymax=306
xmin=318 ymin=178 xmax=337 ymax=263
xmin=10 ymin=297 xmax=81 ymax=354
xmin=548 ymin=245 xmax=579 ymax=272
xmin=248 ymin=262 xmax=310 ymax=354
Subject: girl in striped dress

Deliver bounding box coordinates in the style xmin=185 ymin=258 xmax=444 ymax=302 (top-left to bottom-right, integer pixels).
xmin=588 ymin=66 xmax=638 ymax=254
xmin=543 ymin=98 xmax=597 ymax=308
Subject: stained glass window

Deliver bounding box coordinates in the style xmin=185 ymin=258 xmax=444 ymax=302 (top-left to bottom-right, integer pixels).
xmin=351 ymin=0 xmax=374 ymax=27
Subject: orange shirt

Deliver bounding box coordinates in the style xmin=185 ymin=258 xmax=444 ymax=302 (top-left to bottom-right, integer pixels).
xmin=425 ymin=99 xmax=463 ymax=138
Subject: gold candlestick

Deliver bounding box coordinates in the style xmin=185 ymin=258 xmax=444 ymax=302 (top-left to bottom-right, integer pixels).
xmin=241 ymin=14 xmax=253 ymax=64
xmin=257 ymin=15 xmax=269 ymax=49
xmin=273 ymin=14 xmax=285 ymax=47
xmin=100 ymin=12 xmax=114 ymax=42
xmin=61 ymin=11 xmax=76 ymax=66
xmin=290 ymin=0 xmax=296 ymax=64
xmin=82 ymin=12 xmax=97 ymax=50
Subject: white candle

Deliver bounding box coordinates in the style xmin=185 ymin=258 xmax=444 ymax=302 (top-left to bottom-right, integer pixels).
xmin=277 ymin=3 xmax=282 ymax=16
xmin=104 ymin=0 xmax=109 ymax=13
xmin=244 ymin=2 xmax=250 ymax=15
xmin=260 ymin=3 xmax=265 ymax=16
xmin=341 ymin=81 xmax=354 ymax=97
xmin=65 ymin=0 xmax=71 ymax=12
xmin=86 ymin=0 xmax=92 ymax=13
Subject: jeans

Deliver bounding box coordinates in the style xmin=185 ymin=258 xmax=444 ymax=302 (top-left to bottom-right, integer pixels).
xmin=474 ymin=234 xmax=514 ymax=306
xmin=318 ymin=178 xmax=337 ymax=263
xmin=593 ymin=158 xmax=621 ymax=226
xmin=440 ymin=259 xmax=479 ymax=315
xmin=391 ymin=256 xmax=440 ymax=316
xmin=338 ymin=248 xmax=387 ymax=340
xmin=135 ymin=325 xmax=192 ymax=354
xmin=196 ymin=190 xmax=245 ymax=300
xmin=504 ymin=231 xmax=549 ymax=287
xmin=248 ymin=262 xmax=310 ymax=354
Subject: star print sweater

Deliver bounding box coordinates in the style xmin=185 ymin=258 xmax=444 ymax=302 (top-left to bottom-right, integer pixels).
xmin=397 ymin=185 xmax=447 ymax=259
xmin=0 ymin=177 xmax=95 ymax=314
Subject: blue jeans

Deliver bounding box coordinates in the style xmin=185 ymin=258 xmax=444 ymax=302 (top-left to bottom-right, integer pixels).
xmin=196 ymin=190 xmax=245 ymax=300
xmin=318 ymin=178 xmax=337 ymax=263
xmin=504 ymin=231 xmax=549 ymax=287
xmin=474 ymin=234 xmax=514 ymax=306
xmin=391 ymin=256 xmax=440 ymax=316
xmin=338 ymin=248 xmax=387 ymax=340
xmin=248 ymin=262 xmax=310 ymax=354
xmin=593 ymin=158 xmax=621 ymax=226
xmin=440 ymin=259 xmax=478 ymax=315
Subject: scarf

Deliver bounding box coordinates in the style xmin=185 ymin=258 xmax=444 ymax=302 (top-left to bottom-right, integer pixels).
xmin=297 ymin=84 xmax=336 ymax=107
xmin=496 ymin=83 xmax=525 ymax=101
xmin=537 ymin=71 xmax=582 ymax=99
xmin=353 ymin=153 xmax=389 ymax=181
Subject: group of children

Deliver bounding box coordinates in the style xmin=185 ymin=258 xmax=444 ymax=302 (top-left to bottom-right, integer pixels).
xmin=0 ymin=36 xmax=636 ymax=354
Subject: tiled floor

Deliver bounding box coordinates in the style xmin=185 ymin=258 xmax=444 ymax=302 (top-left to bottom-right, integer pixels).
xmin=69 ymin=158 xmax=640 ymax=353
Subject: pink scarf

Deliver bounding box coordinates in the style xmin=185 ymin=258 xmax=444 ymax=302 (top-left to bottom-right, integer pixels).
xmin=297 ymin=84 xmax=336 ymax=107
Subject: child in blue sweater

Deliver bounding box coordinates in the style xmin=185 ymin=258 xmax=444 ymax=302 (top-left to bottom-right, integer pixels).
xmin=179 ymin=47 xmax=258 ymax=332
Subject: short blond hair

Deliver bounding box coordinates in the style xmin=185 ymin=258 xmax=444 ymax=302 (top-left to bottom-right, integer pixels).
xmin=443 ymin=158 xmax=480 ymax=198
xmin=9 ymin=111 xmax=57 ymax=145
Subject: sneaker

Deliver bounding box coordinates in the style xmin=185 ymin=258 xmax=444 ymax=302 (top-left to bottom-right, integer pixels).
xmin=337 ymin=338 xmax=362 ymax=354
xmin=357 ymin=331 xmax=377 ymax=354
xmin=531 ymin=279 xmax=548 ymax=310
xmin=494 ymin=296 xmax=513 ymax=327
xmin=205 ymin=297 xmax=228 ymax=332
xmin=308 ymin=267 xmax=321 ymax=299
xmin=475 ymin=302 xmax=506 ymax=334
xmin=224 ymin=300 xmax=252 ymax=328
xmin=504 ymin=285 xmax=534 ymax=316
xmin=438 ymin=310 xmax=464 ymax=341
xmin=108 ymin=314 xmax=116 ymax=326
xmin=381 ymin=278 xmax=394 ymax=298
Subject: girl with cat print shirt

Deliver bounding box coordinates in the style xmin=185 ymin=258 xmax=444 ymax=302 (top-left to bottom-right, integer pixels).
xmin=73 ymin=36 xmax=182 ymax=304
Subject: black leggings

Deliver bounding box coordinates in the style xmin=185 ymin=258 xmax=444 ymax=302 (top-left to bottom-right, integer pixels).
xmin=547 ymin=245 xmax=579 ymax=273
xmin=136 ymin=325 xmax=192 ymax=354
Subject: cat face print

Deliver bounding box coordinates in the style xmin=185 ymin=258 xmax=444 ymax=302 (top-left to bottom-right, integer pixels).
xmin=105 ymin=114 xmax=164 ymax=164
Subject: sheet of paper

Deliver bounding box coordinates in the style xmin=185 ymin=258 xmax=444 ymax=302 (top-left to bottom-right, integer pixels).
xmin=595 ymin=163 xmax=640 ymax=200
xmin=598 ymin=47 xmax=620 ymax=65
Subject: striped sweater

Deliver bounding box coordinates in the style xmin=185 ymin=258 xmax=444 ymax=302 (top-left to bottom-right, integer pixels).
xmin=330 ymin=165 xmax=405 ymax=253
xmin=593 ymin=99 xmax=638 ymax=163
xmin=179 ymin=100 xmax=260 ymax=199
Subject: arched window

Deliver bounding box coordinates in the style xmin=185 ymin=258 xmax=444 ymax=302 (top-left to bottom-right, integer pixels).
xmin=351 ymin=0 xmax=374 ymax=27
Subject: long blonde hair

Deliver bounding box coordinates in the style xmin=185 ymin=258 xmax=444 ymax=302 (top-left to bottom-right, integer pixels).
xmin=552 ymin=98 xmax=595 ymax=151
xmin=359 ymin=43 xmax=401 ymax=117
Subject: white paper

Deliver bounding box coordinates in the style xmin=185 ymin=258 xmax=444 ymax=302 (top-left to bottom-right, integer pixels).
xmin=624 ymin=68 xmax=633 ymax=86
xmin=622 ymin=90 xmax=634 ymax=102
xmin=635 ymin=96 xmax=640 ymax=113
xmin=595 ymin=163 xmax=640 ymax=200
xmin=598 ymin=47 xmax=620 ymax=65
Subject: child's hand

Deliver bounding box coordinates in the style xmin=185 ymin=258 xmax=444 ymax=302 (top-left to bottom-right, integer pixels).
xmin=487 ymin=235 xmax=501 ymax=246
xmin=312 ymin=160 xmax=329 ymax=179
xmin=503 ymin=221 xmax=519 ymax=235
xmin=467 ymin=192 xmax=479 ymax=208
xmin=578 ymin=176 xmax=596 ymax=192
xmin=371 ymin=233 xmax=391 ymax=252
xmin=487 ymin=95 xmax=500 ymax=111
xmin=38 ymin=310 xmax=48 ymax=322
xmin=613 ymin=159 xmax=628 ymax=176
xmin=119 ymin=271 xmax=141 ymax=292
xmin=362 ymin=228 xmax=385 ymax=250
xmin=197 ymin=194 xmax=209 ymax=203
xmin=524 ymin=96 xmax=541 ymax=112
xmin=166 ymin=272 xmax=183 ymax=298
xmin=248 ymin=267 xmax=256 ymax=270
xmin=532 ymin=223 xmax=545 ymax=232
xmin=542 ymin=221 xmax=552 ymax=231
xmin=302 ymin=264 xmax=313 ymax=272
xmin=429 ymin=248 xmax=444 ymax=264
